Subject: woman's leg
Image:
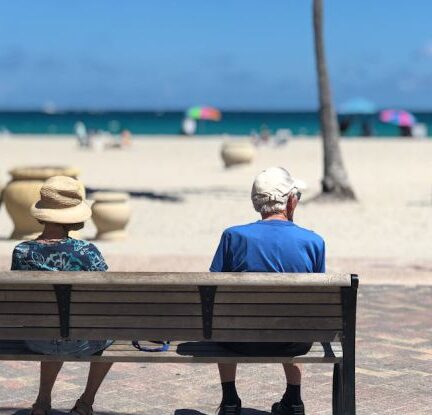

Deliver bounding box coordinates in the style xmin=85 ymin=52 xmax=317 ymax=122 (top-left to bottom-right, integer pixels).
xmin=34 ymin=361 xmax=64 ymax=408
xmin=79 ymin=362 xmax=113 ymax=406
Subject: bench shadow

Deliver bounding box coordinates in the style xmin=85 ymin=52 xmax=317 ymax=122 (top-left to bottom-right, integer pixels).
xmin=5 ymin=410 xmax=68 ymax=415
xmin=6 ymin=410 xmax=140 ymax=415
xmin=175 ymin=409 xmax=270 ymax=415
xmin=7 ymin=409 xmax=270 ymax=415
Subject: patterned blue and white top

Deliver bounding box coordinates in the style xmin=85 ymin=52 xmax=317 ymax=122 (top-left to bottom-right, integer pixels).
xmin=11 ymin=238 xmax=108 ymax=272
xmin=11 ymin=238 xmax=111 ymax=356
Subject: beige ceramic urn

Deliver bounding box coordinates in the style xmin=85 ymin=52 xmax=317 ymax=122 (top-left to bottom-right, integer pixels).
xmin=3 ymin=166 xmax=81 ymax=240
xmin=91 ymin=192 xmax=131 ymax=240
xmin=221 ymin=140 xmax=256 ymax=168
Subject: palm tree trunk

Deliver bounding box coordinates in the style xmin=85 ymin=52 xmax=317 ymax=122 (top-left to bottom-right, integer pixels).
xmin=313 ymin=0 xmax=356 ymax=199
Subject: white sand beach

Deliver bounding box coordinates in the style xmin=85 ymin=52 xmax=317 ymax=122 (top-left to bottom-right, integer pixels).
xmin=0 ymin=135 xmax=431 ymax=283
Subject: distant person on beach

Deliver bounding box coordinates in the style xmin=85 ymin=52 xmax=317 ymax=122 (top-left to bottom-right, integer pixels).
xmin=74 ymin=121 xmax=90 ymax=148
xmin=10 ymin=176 xmax=112 ymax=415
xmin=259 ymin=124 xmax=271 ymax=143
xmin=120 ymin=129 xmax=132 ymax=147
xmin=399 ymin=125 xmax=413 ymax=137
xmin=338 ymin=116 xmax=351 ymax=134
xmin=361 ymin=120 xmax=373 ymax=137
xmin=210 ymin=167 xmax=325 ymax=415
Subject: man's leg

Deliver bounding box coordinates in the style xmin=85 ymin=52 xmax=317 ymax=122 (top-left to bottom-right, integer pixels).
xmin=272 ymin=363 xmax=305 ymax=415
xmin=283 ymin=363 xmax=303 ymax=403
xmin=219 ymin=363 xmax=237 ymax=382
xmin=218 ymin=363 xmax=241 ymax=415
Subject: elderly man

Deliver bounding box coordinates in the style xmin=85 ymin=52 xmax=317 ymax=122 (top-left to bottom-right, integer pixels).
xmin=210 ymin=167 xmax=325 ymax=415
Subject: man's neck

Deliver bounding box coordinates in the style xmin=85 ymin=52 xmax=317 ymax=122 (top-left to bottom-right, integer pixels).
xmin=262 ymin=213 xmax=293 ymax=222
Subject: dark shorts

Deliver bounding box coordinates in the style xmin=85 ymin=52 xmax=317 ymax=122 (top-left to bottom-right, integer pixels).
xmin=24 ymin=340 xmax=114 ymax=356
xmin=219 ymin=342 xmax=313 ymax=357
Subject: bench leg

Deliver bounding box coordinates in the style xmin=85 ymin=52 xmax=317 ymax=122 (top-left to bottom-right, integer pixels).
xmin=332 ymin=363 xmax=343 ymax=415
xmin=341 ymin=280 xmax=358 ymax=415
xmin=342 ymin=346 xmax=356 ymax=414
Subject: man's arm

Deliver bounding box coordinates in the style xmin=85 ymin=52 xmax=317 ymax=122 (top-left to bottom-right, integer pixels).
xmin=210 ymin=231 xmax=231 ymax=272
xmin=315 ymin=239 xmax=326 ymax=273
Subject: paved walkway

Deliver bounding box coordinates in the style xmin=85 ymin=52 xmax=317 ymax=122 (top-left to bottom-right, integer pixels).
xmin=0 ymin=285 xmax=431 ymax=415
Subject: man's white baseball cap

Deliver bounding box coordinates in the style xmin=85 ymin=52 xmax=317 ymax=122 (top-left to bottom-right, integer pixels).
xmin=251 ymin=167 xmax=297 ymax=206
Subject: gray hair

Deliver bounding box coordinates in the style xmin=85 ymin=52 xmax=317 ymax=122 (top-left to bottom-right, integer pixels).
xmin=252 ymin=188 xmax=298 ymax=215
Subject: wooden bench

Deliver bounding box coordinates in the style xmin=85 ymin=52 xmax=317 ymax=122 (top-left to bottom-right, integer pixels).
xmin=0 ymin=272 xmax=358 ymax=415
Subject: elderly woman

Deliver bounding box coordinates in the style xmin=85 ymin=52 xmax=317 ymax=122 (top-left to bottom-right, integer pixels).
xmin=11 ymin=176 xmax=112 ymax=415
xmin=210 ymin=167 xmax=325 ymax=415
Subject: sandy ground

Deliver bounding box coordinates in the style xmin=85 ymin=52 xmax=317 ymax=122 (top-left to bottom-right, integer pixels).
xmin=0 ymin=135 xmax=431 ymax=283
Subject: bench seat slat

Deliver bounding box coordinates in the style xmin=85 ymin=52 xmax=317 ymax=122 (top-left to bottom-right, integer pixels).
xmin=0 ymin=316 xmax=343 ymax=330
xmin=0 ymin=354 xmax=343 ymax=363
xmin=0 ymin=341 xmax=342 ymax=363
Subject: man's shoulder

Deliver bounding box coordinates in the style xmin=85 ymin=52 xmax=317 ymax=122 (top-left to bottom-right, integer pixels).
xmin=293 ymin=224 xmax=325 ymax=246
xmin=222 ymin=222 xmax=259 ymax=237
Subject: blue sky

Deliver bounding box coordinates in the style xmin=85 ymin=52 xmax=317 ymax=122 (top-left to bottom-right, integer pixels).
xmin=0 ymin=0 xmax=431 ymax=110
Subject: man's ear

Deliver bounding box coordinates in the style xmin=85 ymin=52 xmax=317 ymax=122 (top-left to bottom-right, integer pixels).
xmin=287 ymin=193 xmax=298 ymax=211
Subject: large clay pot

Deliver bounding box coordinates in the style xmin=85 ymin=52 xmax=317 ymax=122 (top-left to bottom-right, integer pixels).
xmin=221 ymin=140 xmax=256 ymax=168
xmin=91 ymin=192 xmax=131 ymax=240
xmin=3 ymin=166 xmax=81 ymax=240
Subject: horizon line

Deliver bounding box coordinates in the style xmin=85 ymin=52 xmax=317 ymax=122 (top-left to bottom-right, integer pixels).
xmin=1 ymin=107 xmax=432 ymax=113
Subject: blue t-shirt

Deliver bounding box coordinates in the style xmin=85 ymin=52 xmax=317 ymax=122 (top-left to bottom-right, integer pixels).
xmin=210 ymin=220 xmax=325 ymax=273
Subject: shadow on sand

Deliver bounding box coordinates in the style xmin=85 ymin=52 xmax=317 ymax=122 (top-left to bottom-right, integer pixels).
xmin=85 ymin=187 xmax=182 ymax=202
xmin=85 ymin=185 xmax=249 ymax=203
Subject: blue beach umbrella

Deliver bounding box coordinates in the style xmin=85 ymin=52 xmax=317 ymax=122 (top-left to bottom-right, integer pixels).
xmin=339 ymin=98 xmax=377 ymax=115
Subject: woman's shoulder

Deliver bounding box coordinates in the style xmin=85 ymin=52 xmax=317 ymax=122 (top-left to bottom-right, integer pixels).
xmin=66 ymin=238 xmax=101 ymax=252
xmin=67 ymin=238 xmax=108 ymax=271
xmin=12 ymin=240 xmax=35 ymax=254
xmin=11 ymin=240 xmax=42 ymax=270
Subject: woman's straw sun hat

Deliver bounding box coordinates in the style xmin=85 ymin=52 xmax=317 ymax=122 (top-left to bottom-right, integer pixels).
xmin=30 ymin=176 xmax=91 ymax=224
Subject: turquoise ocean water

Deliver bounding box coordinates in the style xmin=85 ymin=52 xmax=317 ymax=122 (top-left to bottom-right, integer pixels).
xmin=0 ymin=111 xmax=431 ymax=137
